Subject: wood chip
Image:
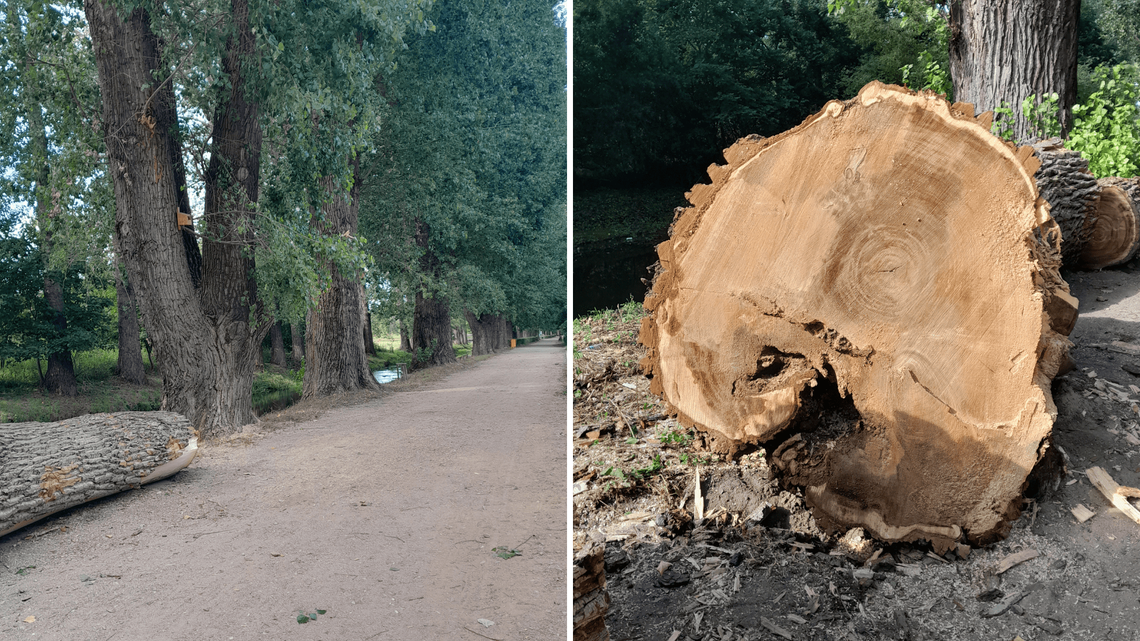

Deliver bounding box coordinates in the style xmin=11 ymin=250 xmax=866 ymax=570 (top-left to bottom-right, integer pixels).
xmin=995 ymin=549 xmax=1039 ymax=574
xmin=760 ymin=617 xmax=793 ymax=640
xmin=1087 ymin=466 xmax=1140 ymax=525
xmin=1071 ymin=504 xmax=1096 ymax=523
xmin=667 ymin=632 xmax=682 ymax=641
xmin=572 ymin=481 xmax=588 ymax=495
xmin=694 ymin=468 xmax=704 ymax=520
xmin=786 ymin=613 xmax=807 ymax=625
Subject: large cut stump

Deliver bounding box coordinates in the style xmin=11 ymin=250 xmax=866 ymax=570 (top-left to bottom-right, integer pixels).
xmin=639 ymin=82 xmax=1075 ymax=551
xmin=1079 ymin=178 xmax=1140 ymax=270
xmin=1 ymin=412 xmax=199 ymax=537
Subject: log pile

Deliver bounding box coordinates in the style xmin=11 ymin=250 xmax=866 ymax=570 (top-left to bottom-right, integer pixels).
xmin=573 ymin=537 xmax=611 ymax=641
xmin=1 ymin=412 xmax=199 ymax=537
xmin=639 ymin=82 xmax=1076 ymax=551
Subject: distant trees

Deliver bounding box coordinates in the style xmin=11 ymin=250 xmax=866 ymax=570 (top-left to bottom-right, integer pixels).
xmin=361 ymin=0 xmax=567 ymax=363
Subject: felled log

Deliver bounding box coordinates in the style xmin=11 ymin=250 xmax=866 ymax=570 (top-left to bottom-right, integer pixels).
xmin=639 ymin=82 xmax=1074 ymax=551
xmin=573 ymin=538 xmax=611 ymax=641
xmin=1031 ymin=138 xmax=1101 ymax=267
xmin=1079 ymin=178 xmax=1140 ymax=270
xmin=0 ymin=412 xmax=199 ymax=537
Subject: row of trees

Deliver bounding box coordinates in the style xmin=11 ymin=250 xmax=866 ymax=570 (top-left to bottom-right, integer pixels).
xmin=0 ymin=0 xmax=566 ymax=437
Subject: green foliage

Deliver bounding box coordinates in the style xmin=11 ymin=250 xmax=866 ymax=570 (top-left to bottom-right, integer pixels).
xmin=1068 ymin=64 xmax=1140 ymax=178
xmin=990 ymin=101 xmax=1016 ymax=141
xmin=900 ymin=49 xmax=951 ymax=96
xmin=1022 ymin=92 xmax=1063 ymax=140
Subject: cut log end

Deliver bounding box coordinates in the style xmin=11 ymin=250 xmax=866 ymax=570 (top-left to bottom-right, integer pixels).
xmin=639 ymin=81 xmax=1074 ymax=547
xmin=1079 ymin=179 xmax=1140 ymax=270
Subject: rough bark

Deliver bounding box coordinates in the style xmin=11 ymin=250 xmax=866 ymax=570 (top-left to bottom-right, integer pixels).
xmin=303 ymin=159 xmax=379 ymax=397
xmin=1031 ymin=139 xmax=1102 ymax=266
xmin=573 ymin=538 xmax=611 ymax=641
xmin=949 ymin=0 xmax=1080 ymax=140
xmin=1079 ymin=179 xmax=1140 ymax=270
xmin=0 ymin=412 xmax=198 ymax=537
xmin=399 ymin=318 xmax=412 ymax=352
xmin=114 ymin=265 xmax=147 ymax=384
xmin=465 ymin=310 xmax=496 ymax=356
xmin=269 ymin=321 xmax=287 ymax=368
xmin=411 ymin=220 xmax=457 ymax=366
xmin=639 ymin=83 xmax=1074 ymax=550
xmin=85 ymin=0 xmax=269 ymax=439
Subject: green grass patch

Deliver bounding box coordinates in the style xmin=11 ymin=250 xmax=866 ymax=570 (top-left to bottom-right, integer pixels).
xmin=368 ymin=348 xmax=413 ymax=371
xmin=252 ymin=370 xmax=302 ymax=416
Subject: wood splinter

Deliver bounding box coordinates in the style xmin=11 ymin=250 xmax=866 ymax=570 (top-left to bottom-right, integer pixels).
xmin=1086 ymin=466 xmax=1140 ymax=525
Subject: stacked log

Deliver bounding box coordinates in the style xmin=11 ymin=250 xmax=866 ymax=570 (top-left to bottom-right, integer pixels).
xmin=1031 ymin=138 xmax=1101 ymax=267
xmin=1079 ymin=177 xmax=1140 ymax=270
xmin=639 ymin=82 xmax=1075 ymax=551
xmin=1 ymin=412 xmax=199 ymax=537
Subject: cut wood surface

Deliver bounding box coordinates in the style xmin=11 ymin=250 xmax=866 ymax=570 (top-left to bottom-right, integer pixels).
xmin=0 ymin=412 xmax=199 ymax=537
xmin=1086 ymin=466 xmax=1140 ymax=525
xmin=1079 ymin=180 xmax=1140 ymax=270
xmin=640 ymin=82 xmax=1075 ymax=551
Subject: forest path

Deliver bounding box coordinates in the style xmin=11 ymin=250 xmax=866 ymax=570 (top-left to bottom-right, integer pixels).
xmin=0 ymin=340 xmax=567 ymax=640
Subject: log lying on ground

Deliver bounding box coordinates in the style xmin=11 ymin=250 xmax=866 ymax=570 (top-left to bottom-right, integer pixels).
xmin=573 ymin=538 xmax=611 ymax=641
xmin=1031 ymin=138 xmax=1101 ymax=267
xmin=1080 ymin=178 xmax=1140 ymax=270
xmin=639 ymin=82 xmax=1075 ymax=551
xmin=0 ymin=412 xmax=199 ymax=537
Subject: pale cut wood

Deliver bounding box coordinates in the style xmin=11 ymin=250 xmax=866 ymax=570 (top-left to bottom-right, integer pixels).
xmin=1 ymin=412 xmax=198 ymax=537
xmin=640 ymin=82 xmax=1074 ymax=551
xmin=995 ymin=548 xmax=1039 ymax=574
xmin=1070 ymin=503 xmax=1096 ymax=523
xmin=1079 ymin=182 xmax=1140 ymax=269
xmin=1086 ymin=466 xmax=1140 ymax=525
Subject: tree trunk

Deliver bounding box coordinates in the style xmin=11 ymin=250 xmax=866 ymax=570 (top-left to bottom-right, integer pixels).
xmin=1030 ymin=139 xmax=1102 ymax=266
xmin=465 ymin=310 xmax=509 ymax=356
xmin=364 ymin=312 xmax=377 ymax=355
xmin=22 ymin=67 xmax=77 ymax=397
xmin=1080 ymin=178 xmax=1140 ymax=270
xmin=270 ymin=321 xmax=287 ymax=368
xmin=573 ymin=538 xmax=611 ymax=641
xmin=639 ymin=82 xmax=1075 ymax=551
xmin=411 ymin=219 xmax=456 ymax=366
xmin=303 ymin=158 xmax=379 ymax=397
xmin=0 ymin=412 xmax=198 ymax=537
xmin=114 ymin=266 xmax=146 ymax=384
xmin=949 ymin=0 xmax=1080 ymax=140
xmin=399 ymin=318 xmax=412 ymax=352
xmin=86 ymin=0 xmax=269 ymax=439
xmin=290 ymin=323 xmax=304 ymax=364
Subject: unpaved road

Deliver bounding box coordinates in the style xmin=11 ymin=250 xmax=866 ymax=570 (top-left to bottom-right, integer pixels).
xmin=1 ymin=339 xmax=567 ymax=641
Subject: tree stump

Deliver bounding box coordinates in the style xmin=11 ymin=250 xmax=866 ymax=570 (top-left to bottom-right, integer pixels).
xmin=1079 ymin=178 xmax=1140 ymax=270
xmin=573 ymin=538 xmax=611 ymax=641
xmin=1 ymin=412 xmax=199 ymax=537
xmin=639 ymin=82 xmax=1075 ymax=551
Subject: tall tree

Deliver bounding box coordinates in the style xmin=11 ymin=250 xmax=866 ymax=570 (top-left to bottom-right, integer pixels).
xmin=949 ymin=0 xmax=1081 ymax=139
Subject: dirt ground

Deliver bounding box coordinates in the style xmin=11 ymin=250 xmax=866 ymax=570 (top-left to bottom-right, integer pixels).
xmin=1 ymin=339 xmax=567 ymax=641
xmin=573 ymin=265 xmax=1140 ymax=641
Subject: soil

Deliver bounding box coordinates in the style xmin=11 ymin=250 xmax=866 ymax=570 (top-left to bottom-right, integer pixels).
xmin=1 ymin=339 xmax=567 ymax=641
xmin=573 ymin=266 xmax=1140 ymax=641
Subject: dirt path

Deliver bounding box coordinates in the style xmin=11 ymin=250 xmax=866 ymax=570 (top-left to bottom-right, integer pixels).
xmin=1 ymin=339 xmax=567 ymax=641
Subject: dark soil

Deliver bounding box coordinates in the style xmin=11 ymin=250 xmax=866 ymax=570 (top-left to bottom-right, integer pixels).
xmin=574 ymin=265 xmax=1140 ymax=641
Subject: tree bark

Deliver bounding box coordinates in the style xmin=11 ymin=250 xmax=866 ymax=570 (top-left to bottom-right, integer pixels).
xmin=0 ymin=412 xmax=198 ymax=537
xmin=113 ymin=265 xmax=146 ymax=384
xmin=364 ymin=312 xmax=377 ymax=355
xmin=640 ymin=83 xmax=1074 ymax=550
xmin=399 ymin=318 xmax=412 ymax=352
xmin=303 ymin=158 xmax=379 ymax=397
xmin=269 ymin=321 xmax=287 ymax=368
xmin=464 ymin=310 xmax=510 ymax=356
xmin=573 ymin=538 xmax=612 ymax=641
xmin=1080 ymin=178 xmax=1140 ymax=270
xmin=86 ymin=0 xmax=269 ymax=439
xmin=411 ymin=219 xmax=456 ymax=366
xmin=949 ymin=0 xmax=1080 ymax=140
xmin=1031 ymin=139 xmax=1102 ymax=266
